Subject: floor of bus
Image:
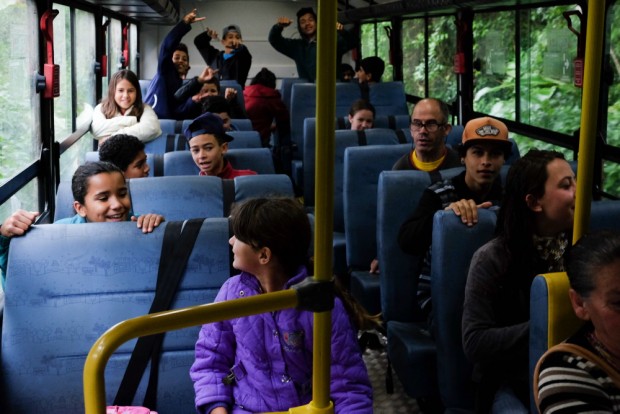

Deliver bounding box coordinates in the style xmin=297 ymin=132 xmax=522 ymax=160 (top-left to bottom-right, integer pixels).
xmin=362 ymin=332 xmax=421 ymax=413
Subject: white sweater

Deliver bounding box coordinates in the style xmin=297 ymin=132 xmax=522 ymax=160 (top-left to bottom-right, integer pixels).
xmin=90 ymin=103 xmax=162 ymax=142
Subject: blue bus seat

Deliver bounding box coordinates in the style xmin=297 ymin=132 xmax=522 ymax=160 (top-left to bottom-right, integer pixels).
xmin=1 ymin=219 xmax=230 ymax=414
xmin=233 ymin=174 xmax=294 ymax=201
xmin=304 ymin=129 xmax=401 ymax=277
xmin=376 ymin=168 xmax=464 ymax=398
xmin=431 ymin=209 xmax=498 ymax=412
xmin=343 ymin=144 xmax=411 ymax=315
xmin=529 ymin=272 xmax=579 ymax=413
xmin=54 ymin=181 xmax=75 ymax=222
xmin=279 ymin=77 xmax=308 ymax=111
xmin=144 ymin=117 xmax=186 ymax=155
xmin=128 ymin=175 xmax=294 ymax=221
xmin=128 ymin=176 xmax=224 ymax=220
xmin=219 ymin=80 xmax=245 ymax=110
xmin=529 ymin=199 xmax=620 ymax=412
xmin=227 ymin=130 xmax=262 ymax=149
xmin=163 ymin=148 xmax=275 ymax=176
xmin=139 ymin=79 xmax=150 ymax=98
xmin=229 ymin=118 xmax=253 ymax=131
xmin=368 ymin=82 xmax=408 ymax=116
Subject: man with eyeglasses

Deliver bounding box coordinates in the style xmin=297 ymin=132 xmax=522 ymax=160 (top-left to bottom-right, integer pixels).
xmin=392 ymin=98 xmax=461 ymax=172
xmin=369 ymin=98 xmax=463 ymax=274
xmin=397 ymin=117 xmax=512 ymax=330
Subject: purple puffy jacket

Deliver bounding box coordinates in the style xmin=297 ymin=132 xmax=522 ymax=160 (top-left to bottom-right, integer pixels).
xmin=190 ymin=267 xmax=373 ymax=413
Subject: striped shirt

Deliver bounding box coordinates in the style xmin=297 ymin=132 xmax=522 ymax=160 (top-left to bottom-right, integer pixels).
xmin=537 ymin=325 xmax=620 ymax=413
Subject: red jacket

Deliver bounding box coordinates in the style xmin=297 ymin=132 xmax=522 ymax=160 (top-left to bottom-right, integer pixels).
xmin=243 ymin=84 xmax=290 ymax=147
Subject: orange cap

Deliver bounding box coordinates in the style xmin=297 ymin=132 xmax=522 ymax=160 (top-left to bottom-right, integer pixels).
xmin=462 ymin=117 xmax=509 ymax=145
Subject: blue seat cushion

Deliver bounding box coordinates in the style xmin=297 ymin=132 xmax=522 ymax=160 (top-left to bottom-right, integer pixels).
xmin=350 ymin=270 xmax=381 ymax=316
xmin=387 ymin=320 xmax=438 ymax=398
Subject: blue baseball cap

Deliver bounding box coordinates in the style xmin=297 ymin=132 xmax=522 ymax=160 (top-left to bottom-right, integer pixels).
xmin=184 ymin=112 xmax=234 ymax=144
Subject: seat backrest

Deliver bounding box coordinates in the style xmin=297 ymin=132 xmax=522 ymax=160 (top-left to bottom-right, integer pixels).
xmin=377 ymin=167 xmax=464 ymax=323
xmin=304 ymin=129 xmax=401 ymax=234
xmin=128 ymin=176 xmax=224 ymax=220
xmin=143 ymin=133 xmax=189 ymax=154
xmin=226 ymin=148 xmax=275 ymax=174
xmin=233 ymin=174 xmax=294 ymax=202
xmin=139 ymin=79 xmax=151 ymax=98
xmin=529 ymin=272 xmax=582 ymax=413
xmin=54 ymin=181 xmax=75 ymax=222
xmin=1 ymin=219 xmax=231 ymax=414
xmin=219 ymin=80 xmax=245 ymax=109
xmin=227 ymin=130 xmax=262 ymax=149
xmin=290 ymin=83 xmax=362 ymax=160
xmin=163 ymin=148 xmax=275 ymax=176
xmin=343 ymin=144 xmax=411 ymax=270
xmin=368 ymin=82 xmax=408 ymax=116
xmin=127 ymin=175 xmax=294 ymax=220
xmin=279 ymin=77 xmax=308 ymax=111
xmin=431 ymin=209 xmax=498 ymax=412
xmin=230 ymin=118 xmax=254 ymax=131
xmin=290 ymin=83 xmax=317 ymax=160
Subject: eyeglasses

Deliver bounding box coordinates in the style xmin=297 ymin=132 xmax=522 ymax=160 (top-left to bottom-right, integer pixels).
xmin=410 ymin=120 xmax=445 ymax=132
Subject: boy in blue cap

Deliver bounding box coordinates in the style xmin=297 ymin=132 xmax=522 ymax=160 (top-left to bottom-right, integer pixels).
xmin=184 ymin=113 xmax=257 ymax=179
xmin=194 ymin=24 xmax=252 ymax=88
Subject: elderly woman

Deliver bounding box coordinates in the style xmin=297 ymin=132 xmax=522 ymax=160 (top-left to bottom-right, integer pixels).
xmin=535 ymin=230 xmax=620 ymax=413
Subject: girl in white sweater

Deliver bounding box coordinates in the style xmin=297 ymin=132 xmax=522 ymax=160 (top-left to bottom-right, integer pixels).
xmin=91 ymin=69 xmax=161 ymax=145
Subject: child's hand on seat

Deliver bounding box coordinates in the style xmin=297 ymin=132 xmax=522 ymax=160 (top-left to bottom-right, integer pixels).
xmin=132 ymin=214 xmax=165 ymax=233
xmin=0 ymin=210 xmax=39 ymax=238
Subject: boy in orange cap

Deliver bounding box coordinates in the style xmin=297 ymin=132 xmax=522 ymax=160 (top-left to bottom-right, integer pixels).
xmin=398 ymin=116 xmax=512 ymax=326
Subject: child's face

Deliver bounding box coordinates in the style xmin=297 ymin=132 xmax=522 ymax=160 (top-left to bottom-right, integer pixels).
xmin=229 ymin=235 xmax=261 ymax=274
xmin=114 ymin=79 xmax=137 ymax=113
xmin=356 ymin=67 xmax=371 ymax=83
xmin=222 ymin=32 xmax=241 ymax=50
xmin=349 ymin=109 xmax=374 ymax=131
xmin=189 ymin=134 xmax=227 ymax=176
xmin=74 ymin=172 xmax=131 ymax=222
xmin=172 ymin=50 xmax=189 ymax=77
xmin=197 ymin=83 xmax=220 ymax=100
xmin=124 ymin=150 xmax=150 ymax=179
xmin=215 ymin=112 xmax=232 ymax=131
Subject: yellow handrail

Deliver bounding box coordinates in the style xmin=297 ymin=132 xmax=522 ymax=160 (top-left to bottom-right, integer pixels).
xmin=83 ymin=290 xmax=298 ymax=413
xmin=573 ymin=0 xmax=605 ymax=243
xmin=312 ymin=0 xmax=338 ymax=412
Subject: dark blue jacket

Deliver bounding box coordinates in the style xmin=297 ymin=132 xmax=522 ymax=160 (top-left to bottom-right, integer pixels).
xmin=144 ymin=21 xmax=200 ymax=120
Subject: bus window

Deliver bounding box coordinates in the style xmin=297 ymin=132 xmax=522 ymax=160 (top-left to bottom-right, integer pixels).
xmin=402 ymin=18 xmax=425 ymax=98
xmin=53 ymin=5 xmax=72 ymax=140
xmin=109 ymin=18 xmax=123 ymax=74
xmin=608 ymin=3 xmax=620 ymax=149
xmin=402 ymin=16 xmax=456 ymax=104
xmin=58 ymin=6 xmax=97 ymax=182
xmin=473 ymin=10 xmax=516 ymax=120
xmin=519 ymin=6 xmax=581 ymax=134
xmin=0 ymin=0 xmax=40 ymax=220
xmin=473 ymin=6 xmax=582 ymax=133
xmin=129 ymin=23 xmax=138 ymax=74
xmin=360 ymin=21 xmax=393 ymax=82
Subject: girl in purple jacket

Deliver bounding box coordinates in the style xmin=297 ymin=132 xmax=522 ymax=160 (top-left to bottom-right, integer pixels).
xmin=190 ymin=198 xmax=373 ymax=414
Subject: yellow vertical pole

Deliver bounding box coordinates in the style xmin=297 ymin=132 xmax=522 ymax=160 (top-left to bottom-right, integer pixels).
xmin=312 ymin=0 xmax=337 ymax=411
xmin=573 ymin=0 xmax=605 ymax=243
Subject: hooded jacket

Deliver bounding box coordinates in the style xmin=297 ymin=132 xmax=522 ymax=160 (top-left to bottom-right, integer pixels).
xmin=243 ymin=84 xmax=290 ymax=147
xmin=190 ymin=266 xmax=373 ymax=414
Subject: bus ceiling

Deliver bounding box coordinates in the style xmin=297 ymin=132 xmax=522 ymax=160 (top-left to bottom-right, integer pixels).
xmin=338 ymin=0 xmax=579 ymax=22
xmin=76 ymin=0 xmax=179 ymax=24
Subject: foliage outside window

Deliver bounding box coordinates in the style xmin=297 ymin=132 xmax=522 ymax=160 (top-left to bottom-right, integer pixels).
xmin=60 ymin=8 xmax=96 ymax=182
xmin=360 ymin=21 xmax=393 ymax=82
xmin=401 ymin=16 xmax=457 ymax=106
xmin=0 ymin=0 xmax=40 ymax=222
